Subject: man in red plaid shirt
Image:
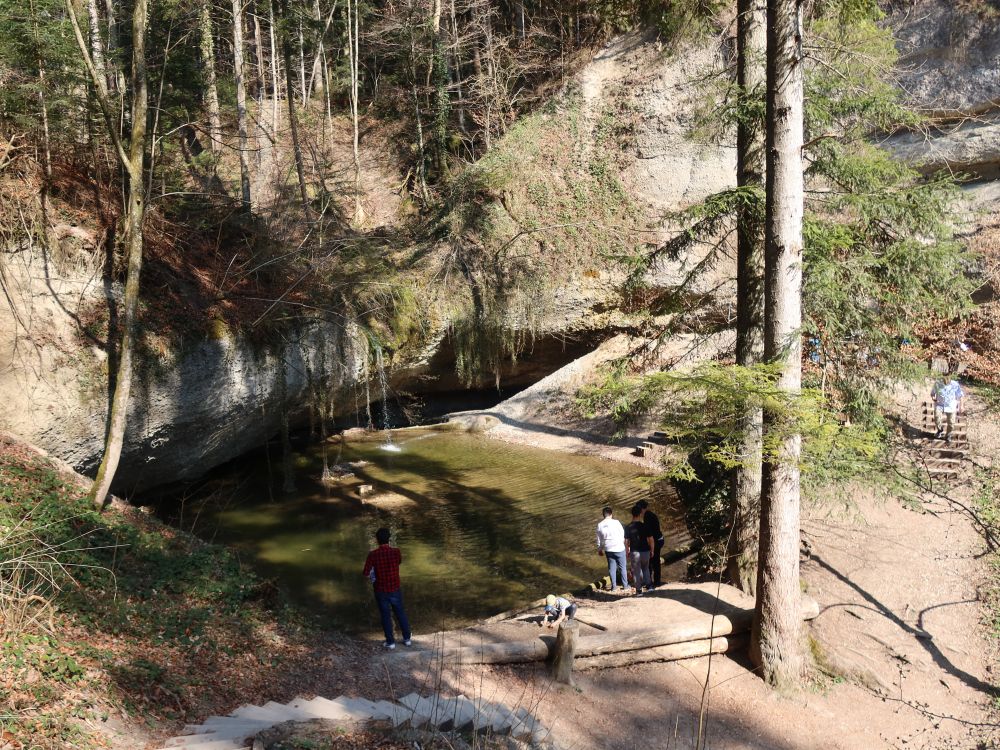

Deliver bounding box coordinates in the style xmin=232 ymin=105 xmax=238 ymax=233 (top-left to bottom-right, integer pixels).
xmin=362 ymin=527 xmax=412 ymax=649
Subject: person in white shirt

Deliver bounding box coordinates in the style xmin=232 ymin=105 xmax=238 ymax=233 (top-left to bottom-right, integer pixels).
xmin=596 ymin=505 xmax=628 ymax=592
xmin=931 ymin=373 xmax=965 ymax=443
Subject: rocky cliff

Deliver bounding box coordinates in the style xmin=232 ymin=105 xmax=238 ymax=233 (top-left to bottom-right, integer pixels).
xmin=2 ymin=1 xmax=996 ymax=493
xmin=884 ymin=1 xmax=1000 ymax=181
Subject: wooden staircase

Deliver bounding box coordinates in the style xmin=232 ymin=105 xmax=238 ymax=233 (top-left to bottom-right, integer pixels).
xmin=917 ymin=402 xmax=968 ymax=482
xmin=634 ymin=431 xmax=669 ymax=458
xmin=154 ymin=692 xmax=552 ymax=749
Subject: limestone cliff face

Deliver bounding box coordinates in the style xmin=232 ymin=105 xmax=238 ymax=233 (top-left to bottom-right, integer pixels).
xmin=2 ymin=4 xmax=996 ymax=492
xmin=0 ymin=248 xmax=367 ymax=492
xmin=884 ymin=1 xmax=1000 ymax=180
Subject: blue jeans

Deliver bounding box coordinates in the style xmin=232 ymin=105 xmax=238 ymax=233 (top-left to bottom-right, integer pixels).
xmin=606 ymin=550 xmax=628 ymax=590
xmin=375 ymin=589 xmax=411 ymax=645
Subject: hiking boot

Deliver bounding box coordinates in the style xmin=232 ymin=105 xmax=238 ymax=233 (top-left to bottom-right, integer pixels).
xmin=945 ymin=434 xmax=952 ymax=444
xmin=403 ymin=639 xmax=413 ymax=647
xmin=384 ymin=641 xmax=396 ymax=650
xmin=934 ymin=430 xmax=944 ymax=439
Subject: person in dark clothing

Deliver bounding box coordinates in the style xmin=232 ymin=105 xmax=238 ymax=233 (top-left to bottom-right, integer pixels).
xmin=637 ymin=499 xmax=665 ymax=587
xmin=625 ymin=504 xmax=654 ymax=594
xmin=362 ymin=527 xmax=412 ymax=649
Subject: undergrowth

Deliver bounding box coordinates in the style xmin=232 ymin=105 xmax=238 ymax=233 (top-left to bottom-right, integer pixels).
xmin=439 ymin=87 xmax=648 ymax=385
xmin=0 ymin=438 xmax=321 ymax=749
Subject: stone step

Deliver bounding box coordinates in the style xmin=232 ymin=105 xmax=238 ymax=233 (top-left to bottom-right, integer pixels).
xmin=160 ymin=694 xmax=547 ymax=750
xmin=156 ymin=737 xmax=250 ymax=750
xmin=448 ymin=696 xmax=479 ymax=732
xmin=373 ymin=699 xmax=413 ymax=726
xmin=483 ymin=700 xmax=518 ymax=733
xmin=261 ymin=701 xmax=321 ymax=721
xmin=180 ymin=719 xmax=274 ymax=736
xmin=229 ymin=704 xmax=292 ymax=722
xmin=429 ymin=696 xmax=465 ymax=730
xmin=165 ymin=730 xmax=257 ymax=747
xmin=341 ymin=696 xmax=385 ymax=719
xmin=173 ymin=721 xmax=273 ymax=743
xmin=398 ymin=693 xmax=436 ymax=728
xmin=288 ymin=696 xmax=371 ymax=722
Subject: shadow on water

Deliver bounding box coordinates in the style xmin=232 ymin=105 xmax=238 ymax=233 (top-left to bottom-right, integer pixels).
xmin=148 ymin=430 xmax=686 ymax=636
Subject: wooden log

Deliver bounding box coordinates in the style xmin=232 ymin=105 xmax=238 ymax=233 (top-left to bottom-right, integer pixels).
xmin=551 ymin=619 xmax=579 ymax=685
xmin=420 ymin=596 xmax=818 ymax=666
xmin=576 ymin=633 xmax=748 ymax=671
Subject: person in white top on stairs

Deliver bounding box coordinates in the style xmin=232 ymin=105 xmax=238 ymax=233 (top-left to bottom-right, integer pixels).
xmin=931 ymin=372 xmax=965 ymax=443
xmin=596 ymin=505 xmax=628 ymax=592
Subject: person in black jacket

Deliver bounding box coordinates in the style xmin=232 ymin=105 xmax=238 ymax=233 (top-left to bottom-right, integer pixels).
xmin=637 ymin=499 xmax=665 ymax=587
xmin=625 ymin=504 xmax=654 ymax=594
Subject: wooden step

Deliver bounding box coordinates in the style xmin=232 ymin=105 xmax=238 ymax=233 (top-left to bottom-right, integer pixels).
xmin=924 ymin=445 xmax=967 ymax=456
xmin=927 ymin=469 xmax=960 ymax=479
xmin=923 ymin=458 xmax=962 ymax=469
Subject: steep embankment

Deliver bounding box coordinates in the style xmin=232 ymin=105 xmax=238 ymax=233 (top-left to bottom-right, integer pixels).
xmin=2 ymin=2 xmax=999 ymax=495
xmin=0 ymin=30 xmax=737 ymax=493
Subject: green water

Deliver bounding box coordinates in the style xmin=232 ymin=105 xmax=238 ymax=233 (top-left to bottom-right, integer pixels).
xmin=171 ymin=429 xmax=684 ymax=636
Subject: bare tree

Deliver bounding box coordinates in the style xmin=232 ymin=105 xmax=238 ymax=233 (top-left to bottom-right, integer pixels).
xmin=346 ymin=0 xmax=364 ymax=224
xmin=269 ymin=0 xmax=281 ymax=138
xmin=199 ymin=0 xmax=223 ymax=153
xmin=279 ymin=0 xmax=311 ymax=214
xmin=232 ymin=0 xmax=253 ymax=208
xmin=750 ymin=0 xmax=806 ymax=687
xmin=727 ymin=0 xmax=767 ymax=595
xmin=66 ymin=0 xmax=150 ymax=509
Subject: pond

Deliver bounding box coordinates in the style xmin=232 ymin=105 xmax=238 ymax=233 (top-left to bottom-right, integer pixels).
xmin=159 ymin=428 xmax=687 ymax=636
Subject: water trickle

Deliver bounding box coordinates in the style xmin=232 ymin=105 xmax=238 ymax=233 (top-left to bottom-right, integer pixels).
xmin=374 ymin=347 xmax=398 ymax=451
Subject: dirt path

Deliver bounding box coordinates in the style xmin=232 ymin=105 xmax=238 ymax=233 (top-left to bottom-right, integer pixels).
xmin=397 ymin=386 xmax=997 ymax=749
xmin=379 ymin=479 xmax=994 ymax=749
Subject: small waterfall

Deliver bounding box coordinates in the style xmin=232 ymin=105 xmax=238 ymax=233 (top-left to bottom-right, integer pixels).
xmin=375 ymin=347 xmax=401 ymax=452
xmin=364 ymin=348 xmax=374 ymax=430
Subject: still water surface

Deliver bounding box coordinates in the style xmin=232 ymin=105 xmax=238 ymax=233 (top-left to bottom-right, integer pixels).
xmin=170 ymin=429 xmax=682 ymax=635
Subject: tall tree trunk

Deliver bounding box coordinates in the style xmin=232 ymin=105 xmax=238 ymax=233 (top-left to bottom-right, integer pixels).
xmin=31 ymin=0 xmax=56 ymax=257
xmin=102 ymin=0 xmax=124 ymax=93
xmin=86 ymin=0 xmax=107 ymax=84
xmin=199 ymin=0 xmax=223 ymax=154
xmin=279 ymin=0 xmax=311 ymax=214
xmin=408 ymin=13 xmax=429 ymax=203
xmin=727 ymin=0 xmax=767 ymax=595
xmin=269 ymin=0 xmax=280 ymax=138
xmin=308 ymin=0 xmax=326 ymax=98
xmin=346 ymin=0 xmax=363 ymax=224
xmin=67 ymin=0 xmax=149 ymax=509
xmin=750 ymin=0 xmax=806 ymax=688
xmin=297 ymin=18 xmax=307 ymax=105
xmin=449 ymin=0 xmax=466 ymax=134
xmin=232 ymin=0 xmax=253 ymax=208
